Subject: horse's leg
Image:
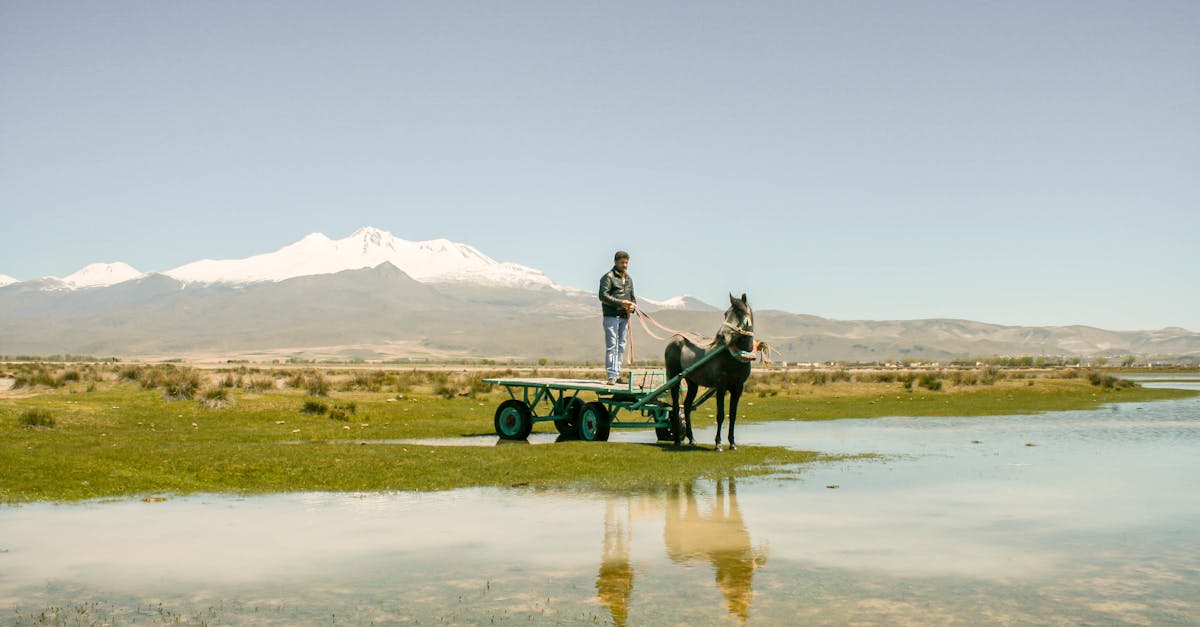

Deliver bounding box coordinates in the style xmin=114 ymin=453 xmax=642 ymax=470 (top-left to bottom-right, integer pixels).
xmin=670 ymin=382 xmax=682 ymax=447
xmin=683 ymin=383 xmax=698 ymax=446
xmin=714 ymin=388 xmax=726 ymax=452
xmin=728 ymin=383 xmax=743 ymax=450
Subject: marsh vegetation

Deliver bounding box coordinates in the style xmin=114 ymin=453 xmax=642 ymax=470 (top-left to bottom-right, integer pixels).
xmin=0 ymin=361 xmax=1193 ymax=502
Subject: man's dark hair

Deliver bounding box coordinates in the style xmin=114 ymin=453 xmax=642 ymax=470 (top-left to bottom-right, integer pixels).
xmin=614 ymin=250 xmax=630 ymax=262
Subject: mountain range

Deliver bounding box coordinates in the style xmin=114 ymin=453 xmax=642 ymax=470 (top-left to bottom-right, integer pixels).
xmin=2 ymin=227 xmax=1197 ymax=362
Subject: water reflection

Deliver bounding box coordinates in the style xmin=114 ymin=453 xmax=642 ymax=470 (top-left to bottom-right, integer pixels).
xmin=597 ymin=500 xmax=635 ymax=625
xmin=664 ymin=478 xmax=766 ymax=621
xmin=596 ymin=478 xmax=767 ymax=624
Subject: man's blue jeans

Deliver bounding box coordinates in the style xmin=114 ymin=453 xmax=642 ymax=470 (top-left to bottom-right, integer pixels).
xmin=603 ymin=316 xmax=629 ymax=381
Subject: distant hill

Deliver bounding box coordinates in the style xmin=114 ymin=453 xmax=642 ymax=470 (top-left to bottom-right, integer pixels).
xmin=1 ymin=227 xmax=1197 ymax=362
xmin=1 ymin=262 xmax=1197 ymax=362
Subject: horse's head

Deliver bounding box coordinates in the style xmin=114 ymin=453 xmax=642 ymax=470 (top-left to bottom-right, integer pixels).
xmin=718 ymin=293 xmax=754 ymax=352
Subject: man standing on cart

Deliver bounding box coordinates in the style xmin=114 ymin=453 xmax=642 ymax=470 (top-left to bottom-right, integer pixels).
xmin=599 ymin=250 xmax=637 ymax=386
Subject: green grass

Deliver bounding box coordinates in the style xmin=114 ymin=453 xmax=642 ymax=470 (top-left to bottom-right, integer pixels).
xmin=0 ymin=368 xmax=1194 ymax=503
xmin=0 ymin=385 xmax=831 ymax=502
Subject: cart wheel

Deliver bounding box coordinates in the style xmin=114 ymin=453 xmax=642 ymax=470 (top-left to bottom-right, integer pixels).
xmin=494 ymin=400 xmax=533 ymax=440
xmin=578 ymin=402 xmax=611 ymax=442
xmin=552 ymin=397 xmax=584 ymax=439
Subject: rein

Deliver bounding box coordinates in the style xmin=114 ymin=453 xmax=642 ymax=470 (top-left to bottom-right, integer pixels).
xmin=636 ymin=309 xmax=761 ymax=362
xmin=635 ymin=310 xmax=710 ymax=344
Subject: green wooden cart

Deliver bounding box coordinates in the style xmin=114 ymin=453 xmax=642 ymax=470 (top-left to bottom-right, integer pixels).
xmin=483 ymin=346 xmax=749 ymax=442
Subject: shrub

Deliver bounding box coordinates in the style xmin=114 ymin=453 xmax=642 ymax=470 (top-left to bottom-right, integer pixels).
xmin=301 ymin=400 xmax=328 ymax=415
xmin=246 ymin=377 xmax=275 ymax=392
xmin=468 ymin=377 xmax=491 ymax=397
xmin=306 ymin=373 xmax=330 ymax=397
xmin=348 ymin=371 xmax=386 ymax=392
xmin=327 ymin=408 xmax=350 ymax=421
xmin=200 ymin=387 xmax=231 ymax=409
xmin=19 ymin=409 xmax=55 ymax=427
xmin=118 ymin=365 xmax=143 ymax=381
xmin=163 ymin=369 xmax=202 ymax=400
xmin=13 ymin=370 xmax=60 ymax=389
xmin=434 ymin=382 xmax=460 ymax=399
xmin=139 ymin=368 xmax=167 ymax=390
xmin=58 ymin=369 xmax=81 ymax=383
xmin=918 ymin=374 xmax=943 ymax=391
xmin=1087 ymin=371 xmax=1136 ymax=390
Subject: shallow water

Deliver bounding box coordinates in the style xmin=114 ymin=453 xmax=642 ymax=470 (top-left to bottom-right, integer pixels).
xmin=3 ymin=384 xmax=1199 ymax=624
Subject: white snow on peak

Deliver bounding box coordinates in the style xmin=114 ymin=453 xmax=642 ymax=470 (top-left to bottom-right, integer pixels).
xmin=0 ymin=274 xmax=19 ymax=287
xmin=62 ymin=262 xmax=144 ymax=288
xmin=164 ymin=226 xmax=561 ymax=288
xmin=649 ymin=295 xmax=693 ymax=309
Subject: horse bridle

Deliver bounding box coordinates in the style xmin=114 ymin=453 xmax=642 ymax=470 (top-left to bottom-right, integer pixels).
xmin=722 ymin=320 xmax=753 ymax=336
xmin=721 ymin=314 xmax=755 ymax=359
xmin=721 ymin=312 xmax=754 ymax=337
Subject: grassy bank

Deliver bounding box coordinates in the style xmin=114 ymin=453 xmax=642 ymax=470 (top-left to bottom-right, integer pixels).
xmin=0 ymin=364 xmax=1193 ymax=502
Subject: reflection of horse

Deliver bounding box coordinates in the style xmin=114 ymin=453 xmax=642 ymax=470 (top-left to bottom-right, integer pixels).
xmin=665 ymin=294 xmax=755 ymax=450
xmin=593 ymin=478 xmax=766 ymax=625
xmin=664 ymin=477 xmax=767 ymax=622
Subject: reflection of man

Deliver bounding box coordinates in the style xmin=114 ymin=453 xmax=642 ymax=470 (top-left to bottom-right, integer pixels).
xmin=596 ymin=500 xmax=634 ymax=627
xmin=663 ymin=478 xmax=766 ymax=622
xmin=598 ymin=251 xmax=636 ymax=386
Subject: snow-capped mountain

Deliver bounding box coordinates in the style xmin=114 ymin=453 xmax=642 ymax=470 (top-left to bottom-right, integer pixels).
xmin=0 ymin=263 xmax=145 ymax=291
xmin=2 ymin=227 xmax=700 ymax=307
xmin=641 ymin=295 xmax=717 ymax=311
xmin=63 ymin=262 xmax=144 ymax=288
xmin=164 ymin=227 xmax=560 ymax=289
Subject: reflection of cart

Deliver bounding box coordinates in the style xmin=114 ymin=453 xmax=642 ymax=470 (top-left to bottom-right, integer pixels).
xmin=484 ymin=347 xmax=748 ymax=442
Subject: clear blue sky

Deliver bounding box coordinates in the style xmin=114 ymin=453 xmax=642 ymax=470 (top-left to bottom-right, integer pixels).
xmin=2 ymin=1 xmax=1197 ymax=331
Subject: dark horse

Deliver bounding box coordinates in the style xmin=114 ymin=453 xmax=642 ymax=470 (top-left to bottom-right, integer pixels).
xmin=665 ymin=294 xmax=754 ymax=451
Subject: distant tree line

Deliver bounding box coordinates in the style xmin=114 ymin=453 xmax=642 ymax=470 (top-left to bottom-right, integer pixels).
xmin=1 ymin=354 xmax=118 ymax=363
xmin=950 ymin=356 xmax=1084 ymax=368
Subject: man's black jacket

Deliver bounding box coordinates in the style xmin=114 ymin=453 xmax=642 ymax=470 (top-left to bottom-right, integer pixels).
xmin=598 ymin=267 xmax=636 ymax=318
